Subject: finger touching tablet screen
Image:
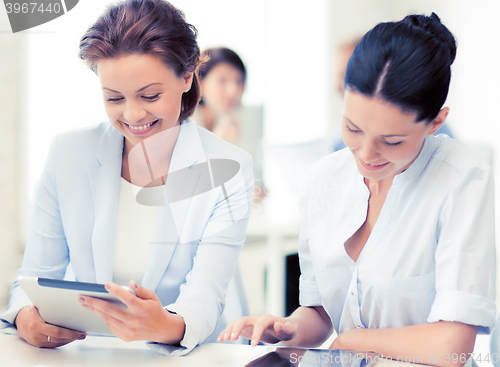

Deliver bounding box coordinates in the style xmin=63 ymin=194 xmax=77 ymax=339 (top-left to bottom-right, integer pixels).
xmin=18 ymin=276 xmax=136 ymax=335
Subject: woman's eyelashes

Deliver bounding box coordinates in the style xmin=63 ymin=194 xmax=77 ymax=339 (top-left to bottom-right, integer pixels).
xmin=345 ymin=123 xmax=360 ymax=133
xmin=345 ymin=122 xmax=403 ymax=146
xmin=383 ymin=140 xmax=403 ymax=146
xmin=142 ymin=93 xmax=161 ymax=101
xmin=106 ymin=93 xmax=161 ymax=103
xmin=107 ymin=96 xmax=123 ymax=103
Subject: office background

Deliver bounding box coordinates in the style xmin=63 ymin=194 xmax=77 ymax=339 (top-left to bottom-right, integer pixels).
xmin=1 ymin=0 xmax=499 ymax=358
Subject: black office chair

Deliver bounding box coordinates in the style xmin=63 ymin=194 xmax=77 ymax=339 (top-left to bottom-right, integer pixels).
xmin=284 ymin=253 xmax=301 ymax=317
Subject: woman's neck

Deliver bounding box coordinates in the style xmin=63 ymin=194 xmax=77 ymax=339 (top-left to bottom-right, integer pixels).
xmin=122 ymin=125 xmax=180 ymax=187
xmin=364 ymin=176 xmax=393 ymax=196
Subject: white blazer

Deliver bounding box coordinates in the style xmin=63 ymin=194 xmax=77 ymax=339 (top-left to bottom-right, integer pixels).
xmin=1 ymin=120 xmax=254 ymax=355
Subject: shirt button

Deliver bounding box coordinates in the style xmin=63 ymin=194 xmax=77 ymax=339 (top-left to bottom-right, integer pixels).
xmin=357 ymin=324 xmax=361 ymax=328
xmin=351 ymin=292 xmax=354 ymax=296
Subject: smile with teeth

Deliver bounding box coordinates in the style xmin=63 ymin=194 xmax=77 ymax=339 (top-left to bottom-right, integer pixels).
xmin=359 ymin=158 xmax=390 ymax=171
xmin=125 ymin=119 xmax=159 ymax=131
xmin=365 ymin=161 xmax=386 ymax=166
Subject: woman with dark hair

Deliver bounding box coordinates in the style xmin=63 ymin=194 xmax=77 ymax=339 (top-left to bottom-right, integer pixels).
xmin=195 ymin=47 xmax=246 ymax=137
xmin=194 ymin=47 xmax=265 ymax=199
xmin=1 ymin=0 xmax=253 ymax=355
xmin=219 ymin=13 xmax=495 ymax=366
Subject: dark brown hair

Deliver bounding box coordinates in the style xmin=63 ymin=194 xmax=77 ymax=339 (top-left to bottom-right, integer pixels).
xmin=345 ymin=13 xmax=456 ymax=123
xmin=199 ymin=47 xmax=246 ymax=81
xmin=79 ymin=0 xmax=202 ymax=122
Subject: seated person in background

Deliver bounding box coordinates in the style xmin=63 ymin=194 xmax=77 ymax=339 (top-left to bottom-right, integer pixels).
xmin=219 ymin=13 xmax=495 ymax=367
xmin=193 ymin=47 xmax=265 ymax=200
xmin=1 ymin=0 xmax=253 ymax=355
xmin=194 ymin=47 xmax=246 ymax=141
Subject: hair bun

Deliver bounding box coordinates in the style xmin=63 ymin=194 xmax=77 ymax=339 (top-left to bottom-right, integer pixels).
xmin=403 ymin=12 xmax=456 ymax=66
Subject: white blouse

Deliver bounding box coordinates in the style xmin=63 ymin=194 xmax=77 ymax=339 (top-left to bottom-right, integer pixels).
xmin=114 ymin=178 xmax=163 ymax=286
xmin=299 ymin=134 xmax=496 ymax=335
xmin=491 ymin=312 xmax=500 ymax=366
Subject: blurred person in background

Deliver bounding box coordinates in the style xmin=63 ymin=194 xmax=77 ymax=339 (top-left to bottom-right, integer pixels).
xmin=193 ymin=47 xmax=265 ymax=200
xmin=195 ymin=47 xmax=246 ymax=141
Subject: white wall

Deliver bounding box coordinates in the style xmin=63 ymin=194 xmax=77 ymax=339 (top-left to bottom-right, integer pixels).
xmin=0 ymin=6 xmax=25 ymax=306
xmin=449 ymin=0 xmax=500 ymax=304
xmin=174 ymin=0 xmax=266 ymax=109
xmin=178 ymin=0 xmax=330 ymax=144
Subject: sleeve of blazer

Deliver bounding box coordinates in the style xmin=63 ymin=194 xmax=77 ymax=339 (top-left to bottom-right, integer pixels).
xmin=148 ymin=149 xmax=254 ymax=355
xmin=1 ymin=136 xmax=70 ymax=326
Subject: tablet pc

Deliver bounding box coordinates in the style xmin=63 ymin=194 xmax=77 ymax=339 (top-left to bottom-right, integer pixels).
xmin=246 ymin=348 xmax=379 ymax=367
xmin=18 ymin=276 xmax=136 ymax=335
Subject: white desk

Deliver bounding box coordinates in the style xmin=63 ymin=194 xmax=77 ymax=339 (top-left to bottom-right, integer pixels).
xmin=0 ymin=332 xmax=476 ymax=367
xmin=0 ymin=333 xmax=271 ymax=367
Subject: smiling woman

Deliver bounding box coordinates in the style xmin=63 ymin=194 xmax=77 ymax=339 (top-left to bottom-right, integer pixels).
xmin=96 ymin=54 xmax=194 ymax=187
xmin=97 ymin=55 xmax=192 ymax=136
xmin=219 ymin=13 xmax=495 ymax=367
xmin=1 ymin=0 xmax=254 ymax=356
xmin=341 ymin=92 xmax=448 ymax=183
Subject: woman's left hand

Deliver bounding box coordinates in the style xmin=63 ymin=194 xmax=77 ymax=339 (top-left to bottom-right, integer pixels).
xmin=78 ymin=281 xmax=185 ymax=344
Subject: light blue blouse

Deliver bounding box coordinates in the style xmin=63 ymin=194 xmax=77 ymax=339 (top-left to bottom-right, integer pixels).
xmin=299 ymin=134 xmax=496 ymax=335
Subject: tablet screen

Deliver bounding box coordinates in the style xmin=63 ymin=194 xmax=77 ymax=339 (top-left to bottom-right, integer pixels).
xmin=246 ymin=348 xmax=379 ymax=367
xmin=18 ymin=276 xmax=135 ymax=335
xmin=37 ymin=278 xmax=108 ymax=293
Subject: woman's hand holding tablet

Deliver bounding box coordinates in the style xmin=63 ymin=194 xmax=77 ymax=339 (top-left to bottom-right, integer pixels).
xmin=15 ymin=305 xmax=87 ymax=348
xmin=17 ymin=276 xmax=136 ymax=347
xmin=17 ymin=276 xmax=185 ymax=347
xmin=78 ymin=280 xmax=185 ymax=344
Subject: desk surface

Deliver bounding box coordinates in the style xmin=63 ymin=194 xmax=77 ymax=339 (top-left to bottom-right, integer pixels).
xmin=1 ymin=332 xmax=473 ymax=367
xmin=0 ymin=333 xmax=270 ymax=367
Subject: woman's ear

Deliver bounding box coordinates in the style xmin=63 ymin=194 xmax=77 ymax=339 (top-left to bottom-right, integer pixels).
xmin=182 ymin=71 xmax=194 ymax=93
xmin=427 ymin=107 xmax=449 ymax=135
